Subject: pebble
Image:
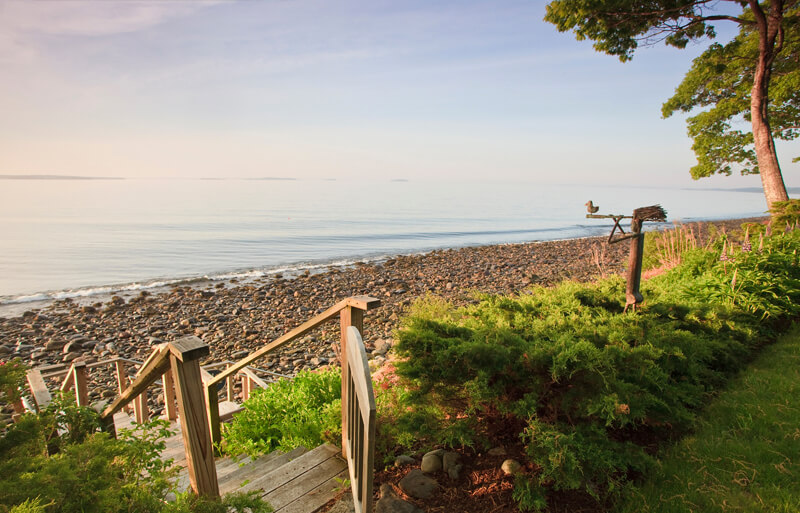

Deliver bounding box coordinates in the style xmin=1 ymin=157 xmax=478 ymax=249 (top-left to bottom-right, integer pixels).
xmin=501 ymin=459 xmax=522 ymax=475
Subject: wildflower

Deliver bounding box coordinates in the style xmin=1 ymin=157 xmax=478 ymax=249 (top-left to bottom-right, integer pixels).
xmin=720 ymin=240 xmax=729 ymax=261
xmin=758 ymin=232 xmax=764 ymax=253
xmin=731 ymin=269 xmax=738 ymax=290
xmin=742 ymin=228 xmax=752 ymax=252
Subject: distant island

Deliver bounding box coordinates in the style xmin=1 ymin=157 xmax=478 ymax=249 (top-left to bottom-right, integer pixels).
xmin=390 ymin=178 xmax=409 ymax=182
xmin=245 ymin=177 xmax=297 ymax=181
xmin=0 ymin=174 xmax=124 ymax=180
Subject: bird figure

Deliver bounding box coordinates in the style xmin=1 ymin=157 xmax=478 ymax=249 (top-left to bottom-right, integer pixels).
xmin=585 ymin=200 xmax=599 ymax=214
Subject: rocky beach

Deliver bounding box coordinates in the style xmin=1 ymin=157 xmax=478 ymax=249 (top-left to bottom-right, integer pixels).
xmin=0 ymin=217 xmax=764 ymax=418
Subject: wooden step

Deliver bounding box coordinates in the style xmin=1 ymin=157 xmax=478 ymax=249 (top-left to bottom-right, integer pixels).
xmin=238 ymin=444 xmax=348 ymax=513
xmin=219 ymin=446 xmax=308 ymax=495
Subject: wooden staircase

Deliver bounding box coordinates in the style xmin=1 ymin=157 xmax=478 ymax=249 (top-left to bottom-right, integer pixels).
xmin=25 ymin=296 xmax=380 ymax=513
xmin=115 ymin=411 xmax=348 ymax=513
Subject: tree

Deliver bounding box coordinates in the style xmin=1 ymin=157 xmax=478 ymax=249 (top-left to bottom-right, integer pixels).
xmin=544 ymin=1 xmax=799 ymax=209
xmin=662 ymin=19 xmax=800 ymax=181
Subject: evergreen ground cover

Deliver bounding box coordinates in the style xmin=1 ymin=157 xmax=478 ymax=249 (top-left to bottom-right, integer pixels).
xmin=383 ymin=226 xmax=799 ymax=510
xmin=615 ymin=323 xmax=800 ymax=513
xmin=217 ymin=222 xmax=799 ymax=511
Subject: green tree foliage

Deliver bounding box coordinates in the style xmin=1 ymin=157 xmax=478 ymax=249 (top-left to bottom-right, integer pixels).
xmin=544 ymin=1 xmax=798 ymax=208
xmin=663 ymin=17 xmax=800 ymax=178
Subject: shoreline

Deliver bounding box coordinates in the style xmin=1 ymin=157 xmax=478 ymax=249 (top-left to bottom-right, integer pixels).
xmin=0 ymin=216 xmax=766 ymax=413
xmin=0 ymin=213 xmax=766 ymax=319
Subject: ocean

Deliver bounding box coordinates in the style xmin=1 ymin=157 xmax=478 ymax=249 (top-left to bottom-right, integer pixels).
xmin=0 ymin=178 xmax=769 ymax=314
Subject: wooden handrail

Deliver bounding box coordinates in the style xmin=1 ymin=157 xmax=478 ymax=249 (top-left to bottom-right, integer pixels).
xmin=206 ymin=296 xmax=380 ymax=388
xmin=100 ymin=344 xmax=172 ymax=420
xmin=204 ymin=295 xmax=380 ymax=447
xmin=26 ymin=368 xmax=52 ymax=411
xmin=39 ymin=357 xmax=142 ymax=379
xmin=343 ymin=326 xmax=376 ymax=513
xmin=100 ymin=337 xmax=219 ymax=498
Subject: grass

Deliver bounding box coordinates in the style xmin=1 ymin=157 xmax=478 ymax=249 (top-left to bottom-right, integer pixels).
xmin=616 ymin=323 xmax=800 ymax=513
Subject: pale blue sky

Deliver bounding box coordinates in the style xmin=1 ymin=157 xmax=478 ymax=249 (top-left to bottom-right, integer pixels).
xmin=0 ymin=0 xmax=797 ymax=187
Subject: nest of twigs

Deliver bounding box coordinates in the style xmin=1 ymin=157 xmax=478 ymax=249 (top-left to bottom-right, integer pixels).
xmin=633 ymin=205 xmax=667 ymax=222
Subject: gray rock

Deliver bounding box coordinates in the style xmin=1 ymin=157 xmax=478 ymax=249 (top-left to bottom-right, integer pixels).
xmin=394 ymin=455 xmax=415 ymax=466
xmin=443 ymin=452 xmax=462 ymax=479
xmin=488 ymin=447 xmax=507 ymax=457
xmin=44 ymin=339 xmax=64 ymax=351
xmin=501 ymin=459 xmax=522 ymax=475
xmin=327 ymin=493 xmax=355 ymax=513
xmin=376 ymin=484 xmax=425 ymax=513
xmin=373 ymin=338 xmax=393 ymax=355
xmin=0 ymin=345 xmax=11 ymax=354
xmin=421 ymin=451 xmax=442 ymax=473
xmin=398 ymin=469 xmax=437 ymax=499
xmin=62 ymin=341 xmax=82 ymax=354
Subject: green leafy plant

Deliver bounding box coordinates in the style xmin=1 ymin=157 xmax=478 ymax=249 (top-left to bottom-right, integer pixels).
xmin=384 ymin=228 xmax=799 ymax=510
xmin=0 ymin=359 xmax=27 ymax=406
xmin=222 ymin=368 xmax=342 ymax=457
xmin=769 ymin=198 xmax=800 ymax=228
xmin=0 ymin=379 xmax=272 ymax=513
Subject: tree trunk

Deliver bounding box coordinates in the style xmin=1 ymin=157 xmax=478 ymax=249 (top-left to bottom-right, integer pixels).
xmin=750 ymin=1 xmax=789 ymax=211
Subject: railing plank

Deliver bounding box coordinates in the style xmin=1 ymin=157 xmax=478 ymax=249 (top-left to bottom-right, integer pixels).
xmin=26 ymin=369 xmax=52 ymax=411
xmin=344 ymin=326 xmax=375 ymax=513
xmin=207 ymin=296 xmax=380 ymax=388
xmin=101 ymin=345 xmax=171 ymax=419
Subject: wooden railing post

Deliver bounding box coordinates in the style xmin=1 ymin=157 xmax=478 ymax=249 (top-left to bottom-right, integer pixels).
xmin=134 ymin=390 xmax=149 ymax=423
xmin=73 ymin=362 xmax=89 ymax=407
xmin=340 ymin=305 xmax=363 ymax=459
xmin=162 ymin=369 xmax=177 ymax=421
xmin=205 ymin=384 xmax=221 ymax=449
xmin=169 ymin=336 xmax=219 ymax=498
xmin=225 ymin=364 xmax=234 ymax=402
xmin=114 ymin=360 xmax=132 ymax=414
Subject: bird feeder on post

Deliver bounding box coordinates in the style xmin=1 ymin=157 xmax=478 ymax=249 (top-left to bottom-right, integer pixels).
xmin=585 ymin=203 xmax=667 ymax=311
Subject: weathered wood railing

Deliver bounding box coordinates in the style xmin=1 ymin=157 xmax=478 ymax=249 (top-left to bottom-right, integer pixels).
xmin=99 ymin=337 xmax=220 ymax=498
xmin=21 ymin=295 xmax=382 ymax=504
xmin=343 ymin=326 xmax=376 ymax=513
xmin=203 ymin=295 xmax=380 ymax=448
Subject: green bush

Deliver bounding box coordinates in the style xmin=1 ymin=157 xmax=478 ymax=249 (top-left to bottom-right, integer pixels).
xmin=222 ymin=368 xmax=342 ymax=457
xmin=0 ymin=393 xmax=272 ymax=513
xmin=388 ymin=229 xmax=799 ymax=510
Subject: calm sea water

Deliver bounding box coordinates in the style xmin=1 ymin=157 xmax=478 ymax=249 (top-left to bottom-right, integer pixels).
xmin=0 ymin=178 xmax=768 ymax=309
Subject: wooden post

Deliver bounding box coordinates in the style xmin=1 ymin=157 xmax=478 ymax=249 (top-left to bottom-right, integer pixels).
xmin=205 ymin=383 xmax=221 ymax=449
xmin=114 ymin=360 xmax=132 ymax=413
xmin=625 ymin=217 xmax=645 ymax=311
xmin=134 ymin=390 xmax=149 ymax=423
xmin=225 ymin=364 xmax=234 ymax=402
xmin=73 ymin=362 xmax=89 ymax=407
xmin=162 ymin=370 xmax=178 ymax=421
xmin=240 ymin=374 xmax=251 ymax=401
xmin=339 ymin=305 xmax=363 ymax=458
xmin=169 ymin=336 xmax=219 ymax=498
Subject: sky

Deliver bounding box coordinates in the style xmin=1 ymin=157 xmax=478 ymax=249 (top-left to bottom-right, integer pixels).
xmin=0 ymin=0 xmax=798 ymax=188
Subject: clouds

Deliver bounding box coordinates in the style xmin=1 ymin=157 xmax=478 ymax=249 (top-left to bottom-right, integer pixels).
xmin=0 ymin=0 xmax=795 ymax=185
xmin=1 ymin=1 xmax=222 ymax=37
